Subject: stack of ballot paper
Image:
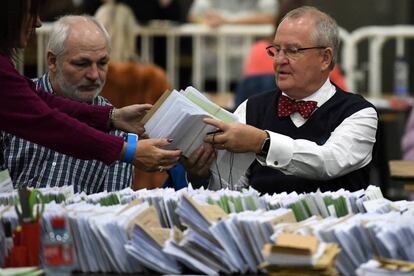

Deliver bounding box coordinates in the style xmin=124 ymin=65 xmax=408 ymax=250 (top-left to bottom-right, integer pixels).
xmin=167 ymin=195 xmax=235 ymax=275
xmin=269 ymin=210 xmax=414 ymax=276
xmin=166 ymin=205 xmax=298 ymax=274
xmin=0 ymin=267 xmax=43 ymax=276
xmin=142 ymin=86 xmax=256 ymax=187
xmin=3 ymin=186 xmax=414 ymax=275
xmin=356 ymin=258 xmax=414 ymax=276
xmin=142 ymin=86 xmax=237 ymax=157
xmin=208 ymin=209 xmax=297 ymax=273
xmin=262 ymin=233 xmax=340 ymax=276
xmin=43 ymin=201 xmax=151 ymax=273
xmin=124 ymin=206 xmax=182 ymax=274
xmin=262 ymin=185 xmax=385 ymax=221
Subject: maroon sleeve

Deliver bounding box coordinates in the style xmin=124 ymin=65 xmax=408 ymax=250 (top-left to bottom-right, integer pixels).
xmin=0 ymin=55 xmax=123 ymax=165
xmin=35 ymin=87 xmax=111 ymax=132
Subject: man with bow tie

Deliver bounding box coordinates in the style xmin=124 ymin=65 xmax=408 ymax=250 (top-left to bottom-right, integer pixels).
xmin=166 ymin=6 xmax=378 ymax=194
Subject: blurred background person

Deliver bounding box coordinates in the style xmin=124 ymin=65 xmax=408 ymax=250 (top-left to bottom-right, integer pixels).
xmin=95 ymin=0 xmax=137 ymax=62
xmin=121 ymin=0 xmax=188 ymax=77
xmin=189 ymin=0 xmax=278 ymax=27
xmin=122 ymin=0 xmax=184 ymax=25
xmin=188 ymin=0 xmax=279 ymax=91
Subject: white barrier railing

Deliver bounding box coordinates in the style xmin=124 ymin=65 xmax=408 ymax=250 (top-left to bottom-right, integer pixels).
xmin=35 ymin=23 xmax=274 ymax=92
xmin=34 ymin=23 xmax=350 ymax=93
xmin=138 ymin=23 xmax=277 ymax=92
xmin=33 ymin=23 xmax=414 ymax=97
xmin=343 ymin=25 xmax=414 ymax=97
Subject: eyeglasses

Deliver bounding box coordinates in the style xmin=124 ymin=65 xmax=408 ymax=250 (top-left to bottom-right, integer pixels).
xmin=266 ymin=45 xmax=326 ymax=59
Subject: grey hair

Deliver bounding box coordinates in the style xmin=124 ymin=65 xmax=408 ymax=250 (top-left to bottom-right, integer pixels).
xmin=47 ymin=15 xmax=111 ymax=60
xmin=280 ymin=6 xmax=339 ymax=69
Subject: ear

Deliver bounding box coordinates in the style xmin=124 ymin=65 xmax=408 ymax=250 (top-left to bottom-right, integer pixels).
xmin=320 ymin=47 xmax=333 ymax=71
xmin=47 ymin=51 xmax=58 ymax=73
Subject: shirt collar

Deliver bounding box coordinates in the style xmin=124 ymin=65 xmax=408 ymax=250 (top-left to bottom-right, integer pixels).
xmin=45 ymin=72 xmax=55 ymax=95
xmin=35 ymin=72 xmax=55 ymax=95
xmin=281 ymin=78 xmax=336 ymax=107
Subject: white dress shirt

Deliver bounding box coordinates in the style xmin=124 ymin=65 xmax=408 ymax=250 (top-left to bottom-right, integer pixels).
xmin=234 ymin=78 xmax=378 ymax=180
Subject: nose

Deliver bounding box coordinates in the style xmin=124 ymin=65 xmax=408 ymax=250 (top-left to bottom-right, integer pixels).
xmin=274 ymin=51 xmax=290 ymax=69
xmin=275 ymin=50 xmax=290 ymax=62
xmin=86 ymin=64 xmax=99 ymax=80
xmin=274 ymin=52 xmax=288 ymax=69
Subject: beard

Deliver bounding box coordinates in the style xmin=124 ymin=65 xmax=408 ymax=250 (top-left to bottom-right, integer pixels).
xmin=55 ymin=68 xmax=103 ymax=103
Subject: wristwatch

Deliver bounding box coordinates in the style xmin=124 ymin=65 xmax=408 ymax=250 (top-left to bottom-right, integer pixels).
xmin=259 ymin=131 xmax=270 ymax=156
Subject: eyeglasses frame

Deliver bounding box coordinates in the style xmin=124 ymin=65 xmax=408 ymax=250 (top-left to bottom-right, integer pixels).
xmin=266 ymin=45 xmax=327 ymax=59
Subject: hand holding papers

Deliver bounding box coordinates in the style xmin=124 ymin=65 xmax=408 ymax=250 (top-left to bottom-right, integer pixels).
xmin=203 ymin=117 xmax=268 ymax=154
xmin=111 ymin=104 xmax=153 ymax=135
xmin=142 ymin=86 xmax=237 ymax=157
xmin=143 ymin=86 xmax=255 ymax=187
xmin=129 ymin=138 xmax=182 ymax=172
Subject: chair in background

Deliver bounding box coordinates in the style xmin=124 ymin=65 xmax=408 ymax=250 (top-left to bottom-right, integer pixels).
xmin=102 ymin=62 xmax=170 ymax=108
xmin=101 ymin=62 xmax=170 ymax=190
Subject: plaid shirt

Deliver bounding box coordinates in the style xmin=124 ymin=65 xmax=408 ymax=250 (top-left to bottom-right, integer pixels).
xmin=0 ymin=73 xmax=133 ymax=194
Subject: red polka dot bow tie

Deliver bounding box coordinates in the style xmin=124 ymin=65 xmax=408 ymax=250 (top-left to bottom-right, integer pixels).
xmin=277 ymin=95 xmax=318 ymax=119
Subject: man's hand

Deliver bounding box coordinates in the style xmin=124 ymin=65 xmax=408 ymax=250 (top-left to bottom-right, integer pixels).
xmin=182 ymin=143 xmax=216 ymax=179
xmin=203 ymin=118 xmax=267 ymax=153
xmin=112 ymin=104 xmax=153 ymax=135
xmin=132 ymin=138 xmax=181 ymax=172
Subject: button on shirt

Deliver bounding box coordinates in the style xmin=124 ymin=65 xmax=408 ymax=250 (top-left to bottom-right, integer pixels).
xmin=234 ymin=78 xmax=378 ymax=180
xmin=0 ymin=73 xmax=133 ymax=194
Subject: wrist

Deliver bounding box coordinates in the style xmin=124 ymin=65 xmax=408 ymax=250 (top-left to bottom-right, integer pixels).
xmin=258 ymin=131 xmax=270 ymax=156
xmin=123 ymin=133 xmax=138 ymax=163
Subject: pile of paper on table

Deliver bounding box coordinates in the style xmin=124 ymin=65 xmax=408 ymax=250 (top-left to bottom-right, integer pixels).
xmin=356 ymin=258 xmax=414 ymax=276
xmin=261 ymin=233 xmax=340 ymax=276
xmin=142 ymin=86 xmax=256 ymax=186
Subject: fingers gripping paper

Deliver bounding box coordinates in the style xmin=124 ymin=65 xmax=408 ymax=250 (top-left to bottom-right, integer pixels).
xmin=143 ymin=86 xmax=255 ymax=187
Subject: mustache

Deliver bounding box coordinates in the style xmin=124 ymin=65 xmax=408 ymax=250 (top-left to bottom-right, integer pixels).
xmin=78 ymin=80 xmax=103 ymax=90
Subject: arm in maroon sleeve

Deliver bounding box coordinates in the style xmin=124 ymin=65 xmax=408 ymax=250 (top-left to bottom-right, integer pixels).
xmin=35 ymin=86 xmax=111 ymax=132
xmin=0 ymin=54 xmax=123 ymax=165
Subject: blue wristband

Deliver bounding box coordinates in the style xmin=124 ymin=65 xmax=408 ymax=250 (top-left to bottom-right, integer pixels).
xmin=124 ymin=133 xmax=138 ymax=163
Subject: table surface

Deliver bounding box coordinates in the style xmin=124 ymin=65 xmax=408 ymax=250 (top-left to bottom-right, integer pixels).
xmin=389 ymin=160 xmax=414 ymax=180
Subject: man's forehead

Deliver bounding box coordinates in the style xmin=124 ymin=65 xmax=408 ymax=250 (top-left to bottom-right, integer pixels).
xmin=63 ymin=34 xmax=109 ymax=60
xmin=65 ymin=22 xmax=107 ymax=47
xmin=279 ymin=14 xmax=314 ymax=31
xmin=274 ymin=16 xmax=314 ymax=43
xmin=62 ymin=46 xmax=109 ymax=61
